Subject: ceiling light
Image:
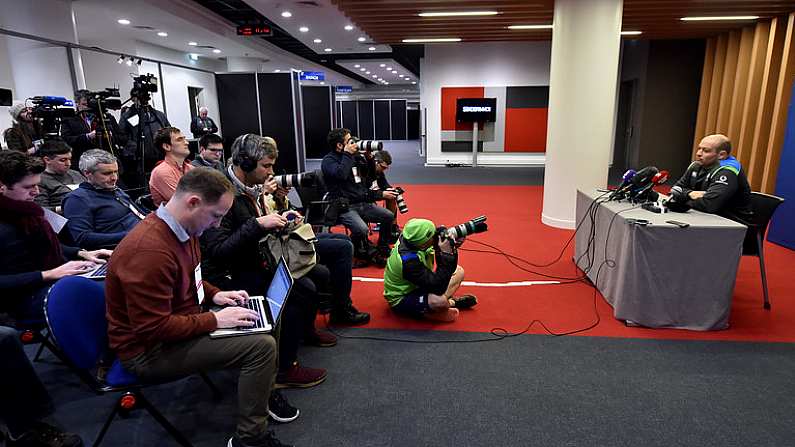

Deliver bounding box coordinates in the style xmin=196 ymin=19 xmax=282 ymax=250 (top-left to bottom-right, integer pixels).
xmin=412 ymin=81 xmax=417 ymax=85
xmin=359 ymin=68 xmax=366 ymax=71
xmin=402 ymin=38 xmax=461 ymax=43
xmin=384 ymin=82 xmax=389 ymax=85
xmin=354 ymin=64 xmax=360 ymax=68
xmin=212 ymin=48 xmax=222 ymax=53
xmin=188 ymin=41 xmax=198 ymax=46
xmin=372 ymin=75 xmax=378 ymax=78
xmin=157 ymin=31 xmax=168 ymax=37
xmin=378 ymin=78 xmax=383 ymax=81
xmin=621 ymin=31 xmax=642 ymax=36
xmin=117 ymin=19 xmax=131 ymax=25
xmin=189 ymin=53 xmax=199 ymax=61
xmin=324 ymin=48 xmax=332 ymax=52
xmin=398 ymin=74 xmax=404 ymax=78
xmin=386 ymin=66 xmax=393 ymax=70
xmin=126 ymin=58 xmax=133 ymax=66
xmin=344 ymin=25 xmax=354 ymax=31
xmin=379 ymin=63 xmax=386 ymax=67
xmin=366 ymin=71 xmax=371 ymax=74
xmin=680 ymin=16 xmax=759 ymax=21
xmin=274 ymin=69 xmax=281 ymax=73
xmin=320 ymin=81 xmax=325 ymax=85
xmin=314 ymin=38 xmax=322 ymax=43
xmin=117 ymin=55 xmax=124 ymax=64
xmin=368 ymin=47 xmax=376 ymax=51
xmin=418 ymin=11 xmax=498 ymax=17
xmin=299 ymin=26 xmax=309 ymax=32
xmin=508 ymin=24 xmax=553 ymax=30
xmin=358 ymin=37 xmax=366 ymax=42
xmin=281 ymin=11 xmax=292 ymax=18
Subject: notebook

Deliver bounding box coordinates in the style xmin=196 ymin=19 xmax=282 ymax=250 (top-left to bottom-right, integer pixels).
xmin=210 ymin=257 xmax=294 ymax=338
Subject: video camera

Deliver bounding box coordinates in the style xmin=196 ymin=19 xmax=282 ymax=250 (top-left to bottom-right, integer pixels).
xmin=131 ymin=73 xmax=158 ymax=104
xmin=29 ymin=96 xmax=75 ymax=138
xmin=273 ymin=171 xmax=316 ymax=188
xmin=84 ymin=88 xmax=122 ymax=113
xmin=436 ymin=215 xmax=488 ymax=245
xmin=350 ymin=136 xmax=383 ymax=153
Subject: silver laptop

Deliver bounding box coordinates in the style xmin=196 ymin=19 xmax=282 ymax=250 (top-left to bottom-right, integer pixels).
xmin=79 ymin=262 xmax=109 ymax=280
xmin=210 ymin=257 xmax=294 ymax=338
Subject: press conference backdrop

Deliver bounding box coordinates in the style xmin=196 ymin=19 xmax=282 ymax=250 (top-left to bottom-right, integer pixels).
xmin=335 ymin=99 xmax=409 ymax=141
xmin=767 ymin=81 xmax=795 ymax=250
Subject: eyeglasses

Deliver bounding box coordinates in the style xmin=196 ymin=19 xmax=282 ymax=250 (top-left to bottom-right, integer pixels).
xmin=378 ymin=162 xmax=390 ymax=169
xmin=206 ymin=148 xmax=224 ymax=153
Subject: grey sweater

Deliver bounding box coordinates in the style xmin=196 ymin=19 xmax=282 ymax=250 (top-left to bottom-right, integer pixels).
xmin=35 ymin=169 xmax=86 ymax=213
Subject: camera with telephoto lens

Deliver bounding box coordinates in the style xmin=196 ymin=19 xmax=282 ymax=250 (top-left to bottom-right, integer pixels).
xmin=85 ymin=88 xmax=122 ymax=112
xmin=436 ymin=215 xmax=488 ymax=245
xmin=273 ymin=171 xmax=316 ymax=188
xmin=131 ymin=73 xmax=158 ymax=103
xmin=390 ymin=186 xmax=408 ymax=214
xmin=351 ymin=136 xmax=383 ymax=152
xmin=30 ymin=96 xmax=76 ymax=138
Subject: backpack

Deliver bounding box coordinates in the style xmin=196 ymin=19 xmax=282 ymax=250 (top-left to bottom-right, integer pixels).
xmin=258 ymin=222 xmax=318 ymax=279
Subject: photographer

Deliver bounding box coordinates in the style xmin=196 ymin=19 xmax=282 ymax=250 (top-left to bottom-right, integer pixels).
xmin=34 ymin=140 xmax=86 ymax=214
xmin=366 ymin=149 xmax=402 ymax=237
xmin=60 ymin=89 xmax=124 ymax=163
xmin=118 ymin=81 xmax=170 ymax=193
xmin=321 ymin=128 xmax=396 ymax=263
xmin=383 ymin=218 xmax=477 ymax=322
xmin=3 ymin=104 xmax=39 ymax=154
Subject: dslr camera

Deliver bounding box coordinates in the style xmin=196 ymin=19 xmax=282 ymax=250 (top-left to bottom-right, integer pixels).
xmin=273 ymin=171 xmax=316 ymax=188
xmin=131 ymin=73 xmax=158 ymax=103
xmin=350 ymin=136 xmax=383 ymax=153
xmin=388 ymin=186 xmax=408 ymax=214
xmin=436 ymin=215 xmax=488 ymax=246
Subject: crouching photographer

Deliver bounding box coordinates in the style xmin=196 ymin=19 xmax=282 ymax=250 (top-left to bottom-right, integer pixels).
xmin=382 ymin=217 xmax=487 ymax=322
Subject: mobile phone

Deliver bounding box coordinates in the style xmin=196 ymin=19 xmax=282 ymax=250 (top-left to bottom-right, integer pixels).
xmin=666 ymin=220 xmax=690 ymax=228
xmin=627 ymin=218 xmax=650 ymax=226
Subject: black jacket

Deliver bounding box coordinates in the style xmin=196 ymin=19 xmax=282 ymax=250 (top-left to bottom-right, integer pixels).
xmin=190 ymin=116 xmax=218 ymax=138
xmin=673 ymin=158 xmax=753 ymax=223
xmin=321 ymin=150 xmax=384 ymax=204
xmin=397 ymin=237 xmax=458 ymax=296
xmin=118 ymin=105 xmax=169 ymax=163
xmin=60 ymin=112 xmax=125 ymax=162
xmin=3 ymin=122 xmax=38 ymax=152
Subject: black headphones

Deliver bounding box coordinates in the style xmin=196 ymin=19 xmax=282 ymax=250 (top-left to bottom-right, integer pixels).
xmin=233 ymin=134 xmax=257 ymax=172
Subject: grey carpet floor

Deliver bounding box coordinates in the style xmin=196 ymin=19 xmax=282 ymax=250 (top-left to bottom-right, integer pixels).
xmin=32 ymin=329 xmax=795 ymax=447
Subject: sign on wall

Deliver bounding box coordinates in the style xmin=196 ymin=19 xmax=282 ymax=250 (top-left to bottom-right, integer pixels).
xmin=299 ymin=71 xmax=325 ymax=81
xmin=336 ymin=86 xmax=353 ymax=93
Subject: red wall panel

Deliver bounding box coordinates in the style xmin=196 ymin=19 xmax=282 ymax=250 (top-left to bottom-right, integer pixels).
xmin=441 ymin=87 xmax=484 ymax=131
xmin=504 ymin=108 xmax=548 ymax=152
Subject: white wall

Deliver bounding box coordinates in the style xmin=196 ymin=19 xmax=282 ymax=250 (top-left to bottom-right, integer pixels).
xmin=420 ymin=41 xmax=552 ymax=166
xmin=159 ymin=64 xmax=220 ymax=137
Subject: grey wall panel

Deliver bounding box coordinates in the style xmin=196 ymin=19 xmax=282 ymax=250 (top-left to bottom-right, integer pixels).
xmin=302 ymin=85 xmax=333 ymax=159
xmin=390 ymin=100 xmax=407 ymax=140
xmin=215 ymin=73 xmax=259 ymax=150
xmin=357 ymin=100 xmax=375 ymax=140
xmin=257 ymin=73 xmax=299 ymax=173
xmin=374 ymin=100 xmax=390 ymax=140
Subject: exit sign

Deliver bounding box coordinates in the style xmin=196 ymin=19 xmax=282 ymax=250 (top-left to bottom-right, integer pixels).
xmin=237 ymin=25 xmax=273 ymax=36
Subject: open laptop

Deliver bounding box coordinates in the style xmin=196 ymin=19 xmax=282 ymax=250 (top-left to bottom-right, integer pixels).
xmin=210 ymin=257 xmax=294 ymax=338
xmin=79 ymin=262 xmax=109 ymax=280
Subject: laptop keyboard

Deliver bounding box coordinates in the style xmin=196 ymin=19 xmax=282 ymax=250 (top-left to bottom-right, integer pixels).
xmin=242 ymin=296 xmax=268 ymax=330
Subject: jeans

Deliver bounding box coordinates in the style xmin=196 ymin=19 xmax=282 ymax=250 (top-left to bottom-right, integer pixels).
xmin=315 ymin=233 xmax=354 ymax=311
xmin=0 ymin=326 xmax=54 ymax=436
xmin=338 ymin=202 xmax=395 ymax=246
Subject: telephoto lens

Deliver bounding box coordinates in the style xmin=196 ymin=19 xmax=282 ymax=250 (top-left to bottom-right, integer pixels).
xmin=352 ymin=137 xmax=383 ymax=152
xmin=446 ymin=215 xmax=488 ymax=240
xmin=273 ymin=172 xmax=316 ymax=188
xmin=391 ymin=187 xmax=408 ymax=214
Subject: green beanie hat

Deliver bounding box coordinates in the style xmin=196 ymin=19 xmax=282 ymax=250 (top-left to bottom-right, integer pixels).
xmin=402 ymin=218 xmax=436 ymax=245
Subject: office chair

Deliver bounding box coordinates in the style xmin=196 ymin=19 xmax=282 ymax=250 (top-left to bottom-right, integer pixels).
xmin=743 ymin=192 xmax=785 ymax=310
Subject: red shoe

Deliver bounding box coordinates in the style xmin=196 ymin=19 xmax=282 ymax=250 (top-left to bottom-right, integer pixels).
xmin=275 ymin=362 xmax=327 ymax=389
xmin=304 ymin=329 xmax=337 ymax=347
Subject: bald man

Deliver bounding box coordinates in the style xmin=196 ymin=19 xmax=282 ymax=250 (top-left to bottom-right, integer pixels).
xmin=671 ymin=134 xmax=752 ymax=223
xmin=190 ymin=106 xmax=218 ymax=138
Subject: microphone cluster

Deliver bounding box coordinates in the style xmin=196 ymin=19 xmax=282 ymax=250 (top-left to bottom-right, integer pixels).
xmin=609 ymin=166 xmax=669 ymax=203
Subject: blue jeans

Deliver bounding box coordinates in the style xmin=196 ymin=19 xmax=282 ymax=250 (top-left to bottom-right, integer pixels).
xmin=338 ymin=202 xmax=395 ymax=246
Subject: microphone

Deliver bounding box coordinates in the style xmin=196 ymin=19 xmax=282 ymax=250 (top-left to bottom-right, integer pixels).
xmin=609 ymin=169 xmax=637 ymax=199
xmin=626 ymin=166 xmax=659 ymax=201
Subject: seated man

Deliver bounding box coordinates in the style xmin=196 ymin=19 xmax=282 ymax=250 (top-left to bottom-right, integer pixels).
xmin=200 ymin=134 xmax=328 ymax=389
xmin=190 ymin=106 xmax=219 ymax=138
xmin=149 ymin=126 xmax=193 ymax=206
xmin=34 ymin=140 xmax=86 ymax=214
xmin=383 ymin=218 xmax=477 ymax=322
xmin=0 ymin=326 xmax=83 ymax=447
xmin=366 ymin=149 xmax=402 ymax=237
xmin=671 ymin=134 xmax=753 ymax=223
xmin=106 ymin=168 xmax=291 ymax=447
xmin=321 ymin=128 xmax=396 ymax=261
xmin=0 ymin=151 xmax=110 ymax=324
xmin=192 ymin=133 xmax=225 ymax=172
xmin=63 ymin=150 xmax=145 ymax=249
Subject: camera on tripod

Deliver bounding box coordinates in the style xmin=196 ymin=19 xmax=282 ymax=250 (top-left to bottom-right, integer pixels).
xmin=436 ymin=215 xmax=488 ymax=245
xmin=85 ymin=88 xmax=122 ymax=112
xmin=350 ymin=136 xmax=383 ymax=152
xmin=273 ymin=171 xmax=316 ymax=188
xmin=29 ymin=96 xmax=75 ymax=138
xmin=131 ymin=73 xmax=158 ymax=103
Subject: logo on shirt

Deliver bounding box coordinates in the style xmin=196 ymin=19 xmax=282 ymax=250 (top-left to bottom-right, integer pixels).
xmin=715 ymin=175 xmax=728 ymax=185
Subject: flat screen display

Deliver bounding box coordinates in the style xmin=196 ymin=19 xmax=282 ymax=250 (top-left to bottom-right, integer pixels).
xmin=456 ymin=98 xmax=497 ymax=123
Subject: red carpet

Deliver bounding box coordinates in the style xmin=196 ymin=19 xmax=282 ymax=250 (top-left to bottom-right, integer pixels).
xmin=325 ymin=185 xmax=795 ymax=343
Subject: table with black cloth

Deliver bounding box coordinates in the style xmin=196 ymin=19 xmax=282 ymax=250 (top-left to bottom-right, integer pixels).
xmin=573 ymin=188 xmax=747 ymax=331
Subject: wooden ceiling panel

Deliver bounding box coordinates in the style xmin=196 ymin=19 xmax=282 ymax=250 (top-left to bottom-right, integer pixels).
xmin=332 ymin=0 xmax=795 ymax=42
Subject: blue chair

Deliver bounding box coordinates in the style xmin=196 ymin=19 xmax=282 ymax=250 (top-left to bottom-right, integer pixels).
xmin=44 ymin=276 xmax=220 ymax=447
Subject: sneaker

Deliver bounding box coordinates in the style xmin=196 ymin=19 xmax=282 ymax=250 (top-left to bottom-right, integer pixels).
xmin=329 ymin=305 xmax=371 ymax=326
xmin=227 ymin=430 xmax=292 ymax=447
xmin=7 ymin=422 xmax=84 ymax=447
xmin=450 ymin=294 xmax=478 ymax=310
xmin=275 ymin=361 xmax=326 ymax=389
xmin=268 ymin=390 xmax=299 ymax=423
xmin=304 ymin=329 xmax=337 ymax=347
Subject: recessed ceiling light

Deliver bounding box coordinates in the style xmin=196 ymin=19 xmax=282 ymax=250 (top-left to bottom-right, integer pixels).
xmin=189 ymin=53 xmax=199 ymax=61
xmin=372 ymin=75 xmax=378 ymax=78
xmin=621 ymin=31 xmax=643 ymax=36
xmin=359 ymin=68 xmax=366 ymax=71
xmin=157 ymin=31 xmax=168 ymax=37
xmin=344 ymin=25 xmax=354 ymax=31
xmin=274 ymin=69 xmax=281 ymax=72
xmin=188 ymin=41 xmax=198 ymax=46
xmin=379 ymin=63 xmax=386 ymax=67
xmin=324 ymin=48 xmax=332 ymax=52
xmin=117 ymin=55 xmax=124 ymax=64
xmin=384 ymin=82 xmax=389 ymax=85
xmin=418 ymin=11 xmax=498 ymax=17
xmin=117 ymin=19 xmax=131 ymax=25
xmin=314 ymin=38 xmax=322 ymax=43
xmin=212 ymin=49 xmax=222 ymax=53
xmin=508 ymin=24 xmax=553 ymax=30
xmin=299 ymin=26 xmax=309 ymax=32
xmin=320 ymin=81 xmax=325 ymax=85
xmin=354 ymin=64 xmax=360 ymax=68
xmin=378 ymin=78 xmax=383 ymax=81
xmin=680 ymin=16 xmax=759 ymax=21
xmin=281 ymin=11 xmax=292 ymax=18
xmin=368 ymin=46 xmax=376 ymax=51
xmin=402 ymin=38 xmax=461 ymax=43
xmin=126 ymin=58 xmax=133 ymax=66
xmin=366 ymin=71 xmax=371 ymax=74
xmin=358 ymin=37 xmax=366 ymax=42
xmin=398 ymin=74 xmax=404 ymax=78
xmin=411 ymin=81 xmax=417 ymax=85
xmin=386 ymin=66 xmax=393 ymax=70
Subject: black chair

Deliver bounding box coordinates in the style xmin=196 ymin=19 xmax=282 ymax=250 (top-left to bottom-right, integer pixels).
xmin=742 ymin=192 xmax=785 ymax=310
xmin=295 ymin=169 xmax=334 ymax=232
xmin=134 ymin=193 xmax=156 ymax=213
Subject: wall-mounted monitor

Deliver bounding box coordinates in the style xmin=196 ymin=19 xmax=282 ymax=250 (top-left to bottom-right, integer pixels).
xmin=456 ymin=97 xmax=497 ymax=123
